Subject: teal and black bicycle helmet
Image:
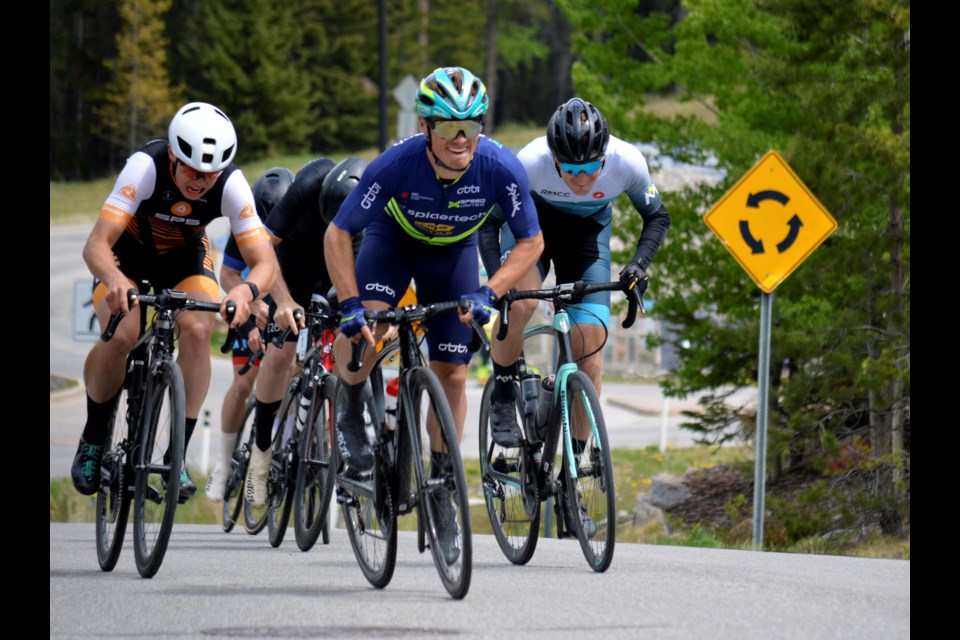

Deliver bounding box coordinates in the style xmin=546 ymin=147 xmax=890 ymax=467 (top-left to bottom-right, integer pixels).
xmin=415 ymin=67 xmax=489 ymax=120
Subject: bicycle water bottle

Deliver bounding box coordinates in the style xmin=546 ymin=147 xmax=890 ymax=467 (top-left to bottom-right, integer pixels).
xmin=536 ymin=374 xmax=555 ymax=443
xmin=384 ymin=376 xmax=399 ymax=431
xmin=296 ymin=380 xmax=312 ymax=431
xmin=521 ymin=372 xmax=542 ymax=444
xmin=295 ymin=325 xmax=310 ymax=363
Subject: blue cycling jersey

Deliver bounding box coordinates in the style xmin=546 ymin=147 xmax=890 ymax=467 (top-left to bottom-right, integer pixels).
xmin=332 ymin=134 xmax=540 ymax=246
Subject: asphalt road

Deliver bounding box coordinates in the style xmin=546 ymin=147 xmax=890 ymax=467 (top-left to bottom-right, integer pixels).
xmin=50 ymin=522 xmax=909 ymax=639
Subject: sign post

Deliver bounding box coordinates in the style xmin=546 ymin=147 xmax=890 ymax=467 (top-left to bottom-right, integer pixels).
xmin=393 ymin=74 xmax=419 ymax=141
xmin=704 ymin=150 xmax=837 ymax=547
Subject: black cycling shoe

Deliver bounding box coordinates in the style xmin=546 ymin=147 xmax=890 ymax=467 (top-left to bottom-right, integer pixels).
xmin=71 ymin=437 xmax=105 ymax=496
xmin=337 ymin=411 xmax=373 ymax=480
xmin=431 ymin=491 xmax=461 ymax=564
xmin=489 ymin=399 xmax=523 ymax=448
xmin=161 ymin=466 xmax=196 ymax=504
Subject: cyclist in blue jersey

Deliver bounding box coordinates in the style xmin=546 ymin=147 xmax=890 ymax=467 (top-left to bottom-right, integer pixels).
xmin=324 ymin=67 xmax=544 ymax=524
xmin=478 ymin=98 xmax=670 ymax=453
xmin=213 ymin=157 xmax=367 ymax=506
xmin=206 ymin=167 xmax=293 ymax=502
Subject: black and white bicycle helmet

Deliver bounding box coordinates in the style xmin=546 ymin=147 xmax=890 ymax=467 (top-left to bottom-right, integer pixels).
xmin=168 ymin=102 xmax=238 ymax=172
xmin=546 ymin=98 xmax=610 ymax=164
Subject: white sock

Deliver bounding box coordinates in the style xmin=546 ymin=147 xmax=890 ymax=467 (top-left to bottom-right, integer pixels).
xmin=219 ymin=432 xmax=239 ymax=471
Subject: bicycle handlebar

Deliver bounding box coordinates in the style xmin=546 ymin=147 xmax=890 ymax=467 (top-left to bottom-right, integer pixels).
xmin=102 ymin=288 xmax=237 ymax=353
xmin=496 ymin=278 xmax=647 ymax=341
xmin=346 ymin=299 xmax=485 ymax=372
xmin=237 ymin=308 xmax=306 ymax=375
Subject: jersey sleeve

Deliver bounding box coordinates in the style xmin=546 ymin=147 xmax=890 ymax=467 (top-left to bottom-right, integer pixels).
xmin=222 ymin=171 xmax=271 ymax=249
xmin=331 ymin=150 xmax=395 ymax=236
xmin=495 ymin=148 xmax=541 ymax=240
xmin=221 ymin=234 xmax=246 ymax=271
xmin=98 ymin=151 xmax=156 ymax=228
xmin=265 ymin=159 xmax=332 ymax=240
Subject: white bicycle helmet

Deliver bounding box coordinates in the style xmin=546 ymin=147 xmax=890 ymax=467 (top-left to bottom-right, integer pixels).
xmin=168 ymin=102 xmax=238 ymax=172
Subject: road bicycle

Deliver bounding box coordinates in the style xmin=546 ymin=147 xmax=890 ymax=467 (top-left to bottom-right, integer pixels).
xmin=262 ymin=294 xmax=340 ymax=550
xmin=334 ymin=299 xmax=482 ymax=599
xmin=479 ymin=278 xmax=645 ymax=573
xmin=96 ymin=287 xmax=234 ymax=578
xmin=220 ymin=394 xmax=262 ymax=534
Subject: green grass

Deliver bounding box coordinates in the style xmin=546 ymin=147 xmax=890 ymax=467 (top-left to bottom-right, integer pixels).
xmin=49 ymin=443 xmax=909 ymax=559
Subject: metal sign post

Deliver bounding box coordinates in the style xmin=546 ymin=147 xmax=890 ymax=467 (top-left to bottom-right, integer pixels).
xmin=704 ymin=150 xmax=836 ymax=549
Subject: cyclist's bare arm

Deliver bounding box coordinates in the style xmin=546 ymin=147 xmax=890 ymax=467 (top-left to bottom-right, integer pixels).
xmin=231 ymin=240 xmax=278 ymax=327
xmin=485 ymin=232 xmax=544 ymax=300
xmin=82 ymin=217 xmax=136 ymax=316
xmin=324 ymin=221 xmax=375 ymax=349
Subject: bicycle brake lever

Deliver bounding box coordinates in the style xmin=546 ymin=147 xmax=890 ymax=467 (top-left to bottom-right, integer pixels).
xmin=101 ymin=288 xmax=139 ymax=342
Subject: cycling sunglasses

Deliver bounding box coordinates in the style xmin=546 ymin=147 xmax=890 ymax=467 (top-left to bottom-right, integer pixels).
xmin=558 ymin=159 xmax=604 ymax=175
xmin=428 ymin=117 xmax=484 ymax=140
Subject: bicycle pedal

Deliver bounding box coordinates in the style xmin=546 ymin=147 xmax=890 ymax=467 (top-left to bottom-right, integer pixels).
xmin=145 ymin=485 xmax=164 ymax=504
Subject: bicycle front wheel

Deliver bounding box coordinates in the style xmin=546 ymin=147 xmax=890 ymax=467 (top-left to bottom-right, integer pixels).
xmin=223 ymin=396 xmax=256 ymax=533
xmin=133 ymin=361 xmax=185 ymax=578
xmin=267 ymin=390 xmax=299 ymax=548
xmin=294 ymin=374 xmax=336 ymax=552
xmin=562 ymin=370 xmax=616 ymax=572
xmin=338 ymin=377 xmax=398 ymax=589
xmin=408 ymin=367 xmax=472 ymax=599
xmin=96 ymin=387 xmax=132 ymax=571
xmin=478 ymin=376 xmax=539 ymax=565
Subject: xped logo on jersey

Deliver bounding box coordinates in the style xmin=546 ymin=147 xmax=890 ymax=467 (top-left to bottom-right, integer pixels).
xmin=361 ymin=182 xmax=381 ymax=209
xmin=119 ymin=185 xmax=137 ymax=200
xmin=447 ymin=199 xmax=485 ymax=209
xmin=365 ymin=282 xmax=396 ymax=297
xmin=643 ymin=184 xmax=660 ymax=205
xmin=438 ymin=342 xmax=468 ymax=354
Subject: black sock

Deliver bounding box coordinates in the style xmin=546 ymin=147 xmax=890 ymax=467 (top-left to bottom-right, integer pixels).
xmin=81 ymin=391 xmax=121 ymax=445
xmin=491 ymin=360 xmax=517 ymax=401
xmin=183 ymin=417 xmax=198 ymax=452
xmin=338 ymin=380 xmax=366 ymax=421
xmin=573 ymin=438 xmax=587 ymax=456
xmin=255 ymin=399 xmax=282 ymax=451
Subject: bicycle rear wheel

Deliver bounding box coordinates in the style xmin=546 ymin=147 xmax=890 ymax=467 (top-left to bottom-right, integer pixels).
xmin=223 ymin=396 xmax=256 ymax=533
xmin=267 ymin=389 xmax=299 ymax=547
xmin=96 ymin=387 xmax=132 ymax=572
xmin=338 ymin=378 xmax=397 ymax=589
xmin=294 ymin=374 xmax=336 ymax=552
xmin=562 ymin=370 xmax=616 ymax=572
xmin=409 ymin=367 xmax=472 ymax=599
xmin=479 ymin=377 xmax=539 ymax=565
xmin=133 ymin=361 xmax=185 ymax=578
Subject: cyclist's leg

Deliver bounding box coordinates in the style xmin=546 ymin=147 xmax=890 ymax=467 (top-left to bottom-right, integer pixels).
xmin=247 ymin=335 xmax=296 ymax=507
xmin=208 ymin=356 xmax=259 ymax=502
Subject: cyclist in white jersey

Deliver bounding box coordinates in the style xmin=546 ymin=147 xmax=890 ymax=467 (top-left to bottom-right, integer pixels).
xmin=478 ymin=98 xmax=670 ymax=449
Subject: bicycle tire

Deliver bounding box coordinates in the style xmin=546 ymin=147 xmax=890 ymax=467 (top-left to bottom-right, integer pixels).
xmin=294 ymin=374 xmax=336 ymax=552
xmin=222 ymin=396 xmax=256 ymax=533
xmin=338 ymin=377 xmax=397 ymax=589
xmin=562 ymin=370 xmax=616 ymax=572
xmin=479 ymin=377 xmax=539 ymax=565
xmin=408 ymin=367 xmax=472 ymax=599
xmin=267 ymin=386 xmax=299 ymax=547
xmin=133 ymin=361 xmax=185 ymax=578
xmin=96 ymin=387 xmax=132 ymax=571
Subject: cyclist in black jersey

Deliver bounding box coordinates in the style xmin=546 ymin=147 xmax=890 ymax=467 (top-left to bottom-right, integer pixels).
xmin=218 ymin=157 xmax=367 ymax=507
xmin=206 ymin=167 xmax=294 ymax=503
xmin=72 ymin=102 xmax=279 ymax=499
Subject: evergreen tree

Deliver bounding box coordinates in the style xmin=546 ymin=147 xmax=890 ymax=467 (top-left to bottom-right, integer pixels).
xmin=559 ymin=0 xmax=909 ymax=533
xmin=94 ymin=0 xmax=183 ymax=161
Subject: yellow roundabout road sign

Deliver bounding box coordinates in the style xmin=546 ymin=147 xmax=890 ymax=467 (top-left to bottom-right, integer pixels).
xmin=704 ymin=150 xmax=837 ymax=293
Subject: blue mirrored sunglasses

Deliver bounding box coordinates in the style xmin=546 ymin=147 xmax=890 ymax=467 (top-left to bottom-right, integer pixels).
xmin=558 ymin=159 xmax=604 ymax=175
xmin=428 ymin=118 xmax=483 ymax=139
